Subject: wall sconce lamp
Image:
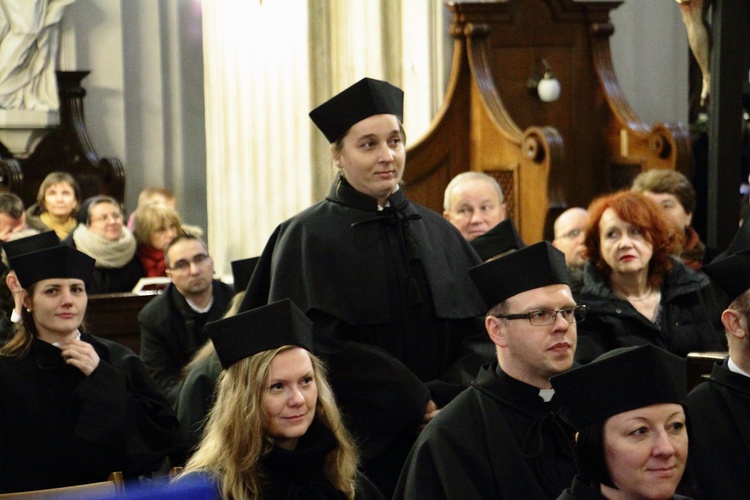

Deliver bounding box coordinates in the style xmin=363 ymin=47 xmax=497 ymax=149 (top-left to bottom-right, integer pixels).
xmin=527 ymin=58 xmax=561 ymax=103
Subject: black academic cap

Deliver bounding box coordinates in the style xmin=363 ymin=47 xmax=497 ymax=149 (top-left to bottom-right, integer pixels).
xmin=309 ymin=77 xmax=404 ymax=143
xmin=231 ymin=256 xmax=260 ymax=294
xmin=10 ymin=245 xmax=95 ymax=289
xmin=469 ymin=241 xmax=569 ymax=309
xmin=207 ymin=298 xmax=314 ymax=370
xmin=551 ymin=344 xmax=687 ymax=430
xmin=469 ymin=219 xmax=526 ymax=262
xmin=1 ymin=231 xmax=60 ymax=265
xmin=703 ymin=249 xmax=750 ymax=303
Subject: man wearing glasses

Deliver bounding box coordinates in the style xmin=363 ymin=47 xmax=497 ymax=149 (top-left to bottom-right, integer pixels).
xmin=138 ymin=234 xmax=234 ymax=406
xmin=396 ymin=242 xmax=582 ymax=499
xmin=552 ymin=207 xmax=588 ymax=270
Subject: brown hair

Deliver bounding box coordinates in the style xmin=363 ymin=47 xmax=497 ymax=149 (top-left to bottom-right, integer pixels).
xmin=36 ymin=172 xmax=80 ymax=215
xmin=631 ymin=169 xmax=696 ymax=215
xmin=584 ymin=190 xmax=684 ymax=287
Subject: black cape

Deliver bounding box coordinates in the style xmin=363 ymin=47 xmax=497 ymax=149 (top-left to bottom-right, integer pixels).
xmin=395 ymin=363 xmax=577 ymax=500
xmin=239 ymin=176 xmax=490 ymax=495
xmin=683 ymin=359 xmax=750 ymax=499
xmin=0 ymin=333 xmax=179 ymax=492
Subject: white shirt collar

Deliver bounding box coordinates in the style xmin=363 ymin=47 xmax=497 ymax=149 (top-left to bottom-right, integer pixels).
xmin=728 ymin=357 xmax=750 ymax=378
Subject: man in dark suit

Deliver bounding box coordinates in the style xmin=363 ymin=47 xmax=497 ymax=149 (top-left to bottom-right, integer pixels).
xmin=138 ymin=234 xmax=233 ymax=406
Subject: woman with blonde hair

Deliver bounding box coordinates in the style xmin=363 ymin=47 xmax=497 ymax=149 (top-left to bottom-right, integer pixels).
xmin=25 ymin=171 xmax=80 ymax=239
xmin=182 ymin=298 xmax=382 ymax=499
xmin=133 ymin=203 xmax=183 ymax=277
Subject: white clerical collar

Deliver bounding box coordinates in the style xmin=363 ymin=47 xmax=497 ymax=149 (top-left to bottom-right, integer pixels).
xmin=728 ymin=357 xmax=750 ymax=378
xmin=187 ymin=296 xmax=214 ymax=313
xmin=539 ymin=388 xmax=555 ymax=402
xmin=377 ymin=185 xmax=400 ymax=211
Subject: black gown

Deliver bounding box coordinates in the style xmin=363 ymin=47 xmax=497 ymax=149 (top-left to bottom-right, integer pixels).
xmin=683 ymin=359 xmax=750 ymax=499
xmin=394 ymin=363 xmax=577 ymax=500
xmin=240 ymin=175 xmax=489 ymax=495
xmin=0 ymin=333 xmax=179 ymax=492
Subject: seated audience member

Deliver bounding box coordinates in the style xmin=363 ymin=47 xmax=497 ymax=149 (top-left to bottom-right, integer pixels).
xmin=0 ymin=192 xmax=36 ymax=242
xmin=681 ymin=250 xmax=750 ymax=499
xmin=0 ymin=232 xmax=60 ymax=344
xmin=181 ymin=298 xmax=383 ymax=499
xmin=127 ymin=187 xmax=176 ymax=230
xmin=25 ymin=171 xmax=81 ymax=239
xmin=395 ymin=242 xmax=580 ymax=499
xmin=0 ymin=246 xmax=178 ymax=492
xmin=574 ymin=190 xmax=724 ymax=364
xmin=139 ymin=234 xmax=234 ymax=406
xmin=553 ymin=344 xmax=688 ymax=500
xmin=443 ymin=171 xmax=507 ymax=240
xmin=133 ymin=203 xmax=183 ymax=277
xmin=632 ymin=168 xmax=717 ymax=270
xmin=469 ymin=217 xmax=525 ymax=262
xmin=552 ymin=207 xmax=588 ymax=271
xmin=175 ymin=257 xmax=260 ymax=461
xmin=65 ymin=196 xmax=145 ymax=294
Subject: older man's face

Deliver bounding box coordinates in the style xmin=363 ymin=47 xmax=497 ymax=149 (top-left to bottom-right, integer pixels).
xmin=553 ymin=208 xmax=588 ymax=267
xmin=444 ymin=179 xmax=506 ymax=240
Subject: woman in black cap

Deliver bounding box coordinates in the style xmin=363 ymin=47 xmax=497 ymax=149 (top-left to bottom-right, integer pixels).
xmin=552 ymin=344 xmax=690 ymax=500
xmin=0 ymin=245 xmax=178 ymax=493
xmin=240 ymin=77 xmax=487 ymax=495
xmin=181 ymin=299 xmax=383 ymax=499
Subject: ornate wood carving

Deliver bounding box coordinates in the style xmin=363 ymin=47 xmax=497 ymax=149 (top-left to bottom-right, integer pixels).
xmin=404 ymin=0 xmax=690 ymax=243
xmin=0 ymin=71 xmax=125 ymax=207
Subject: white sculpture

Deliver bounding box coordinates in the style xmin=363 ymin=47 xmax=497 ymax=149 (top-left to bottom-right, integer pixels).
xmin=0 ymin=0 xmax=76 ymax=111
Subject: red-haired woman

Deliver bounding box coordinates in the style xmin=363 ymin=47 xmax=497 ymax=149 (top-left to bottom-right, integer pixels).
xmin=574 ymin=190 xmax=724 ymax=363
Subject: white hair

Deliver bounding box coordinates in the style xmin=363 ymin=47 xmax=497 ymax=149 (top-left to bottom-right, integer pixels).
xmin=443 ymin=171 xmax=504 ymax=212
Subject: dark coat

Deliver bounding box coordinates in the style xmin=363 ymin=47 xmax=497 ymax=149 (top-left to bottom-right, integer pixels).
xmin=683 ymin=359 xmax=750 ymax=499
xmin=138 ymin=280 xmax=234 ymax=405
xmin=574 ymin=259 xmax=725 ymax=364
xmin=0 ymin=333 xmax=179 ymax=492
xmin=175 ymin=351 xmax=222 ymax=461
xmin=239 ymin=175 xmax=490 ymax=496
xmin=394 ymin=363 xmax=577 ymax=500
xmin=62 ymin=229 xmax=146 ymax=294
xmin=558 ymin=476 xmax=692 ymax=500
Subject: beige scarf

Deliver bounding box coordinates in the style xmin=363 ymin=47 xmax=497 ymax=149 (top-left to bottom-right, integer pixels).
xmin=72 ymin=224 xmax=137 ymax=268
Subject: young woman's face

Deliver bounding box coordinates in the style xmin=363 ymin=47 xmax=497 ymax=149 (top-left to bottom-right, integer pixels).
xmin=149 ymin=220 xmax=178 ymax=250
xmin=598 ymin=208 xmax=654 ymax=277
xmin=44 ymin=182 xmax=78 ymax=219
xmin=335 ymin=114 xmax=405 ymax=206
xmin=602 ymin=403 xmax=687 ymax=500
xmin=25 ymin=278 xmax=87 ymax=341
xmin=87 ymin=202 xmax=124 ymax=241
xmin=262 ymin=348 xmax=317 ymax=450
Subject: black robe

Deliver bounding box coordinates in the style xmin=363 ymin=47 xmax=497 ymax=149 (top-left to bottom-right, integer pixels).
xmin=683 ymin=359 xmax=750 ymax=499
xmin=394 ymin=363 xmax=577 ymax=500
xmin=558 ymin=476 xmax=691 ymax=500
xmin=0 ymin=333 xmax=179 ymax=492
xmin=239 ymin=175 xmax=489 ymax=495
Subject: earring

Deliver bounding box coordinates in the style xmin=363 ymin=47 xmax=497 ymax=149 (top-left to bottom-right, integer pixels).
xmin=25 ymin=308 xmax=31 ymax=313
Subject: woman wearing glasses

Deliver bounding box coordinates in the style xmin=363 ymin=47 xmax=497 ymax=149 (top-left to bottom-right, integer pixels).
xmin=63 ymin=195 xmax=145 ymax=294
xmin=574 ymin=190 xmax=723 ymax=364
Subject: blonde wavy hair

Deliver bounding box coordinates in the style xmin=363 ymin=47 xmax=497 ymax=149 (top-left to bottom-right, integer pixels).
xmin=184 ymin=346 xmax=358 ymax=499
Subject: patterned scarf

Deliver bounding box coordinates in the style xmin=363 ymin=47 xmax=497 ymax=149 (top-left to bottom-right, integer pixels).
xmin=72 ymin=224 xmax=137 ymax=268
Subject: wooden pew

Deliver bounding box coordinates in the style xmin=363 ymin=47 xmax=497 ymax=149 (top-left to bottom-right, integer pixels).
xmin=686 ymin=351 xmax=727 ymax=391
xmin=84 ymin=291 xmax=160 ymax=354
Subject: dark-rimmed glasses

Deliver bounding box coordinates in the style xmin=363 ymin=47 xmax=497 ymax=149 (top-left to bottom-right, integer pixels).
xmin=168 ymin=253 xmax=211 ymax=272
xmin=494 ymin=305 xmax=586 ymax=326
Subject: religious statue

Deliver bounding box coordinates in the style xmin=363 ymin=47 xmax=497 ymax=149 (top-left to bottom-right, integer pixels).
xmin=676 ymin=0 xmax=711 ymax=106
xmin=0 ymin=0 xmax=77 ymax=111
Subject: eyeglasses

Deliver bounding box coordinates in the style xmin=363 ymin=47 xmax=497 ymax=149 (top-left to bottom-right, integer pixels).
xmin=168 ymin=253 xmax=211 ymax=272
xmin=90 ymin=213 xmax=123 ymax=224
xmin=495 ymin=305 xmax=586 ymax=326
xmin=556 ymin=228 xmax=584 ymax=240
